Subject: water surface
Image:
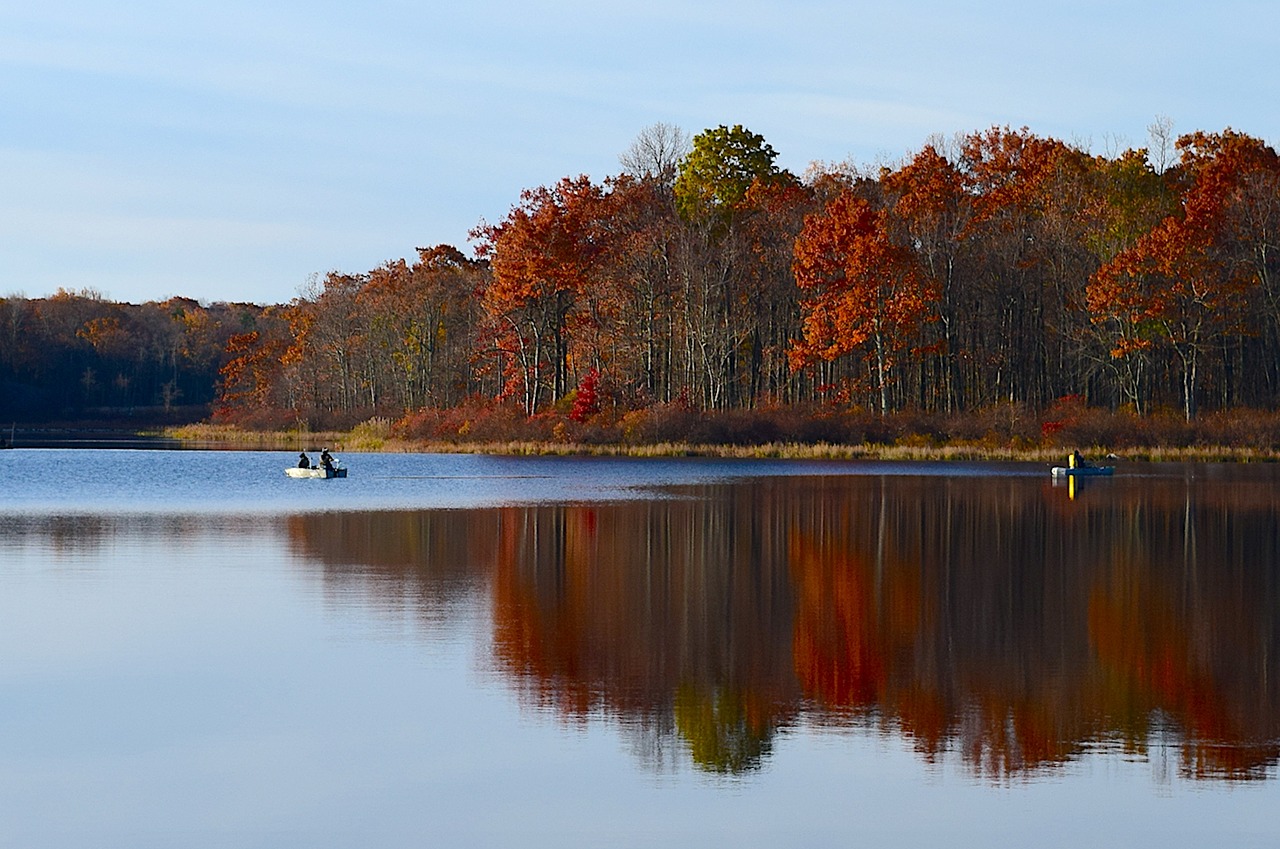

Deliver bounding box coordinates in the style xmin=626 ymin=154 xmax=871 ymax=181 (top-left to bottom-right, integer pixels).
xmin=2 ymin=449 xmax=1278 ymax=847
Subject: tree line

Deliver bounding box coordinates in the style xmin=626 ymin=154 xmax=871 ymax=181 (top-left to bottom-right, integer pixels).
xmin=218 ymin=121 xmax=1280 ymax=432
xmin=0 ymin=291 xmax=262 ymax=423
xmin=7 ymin=121 xmax=1280 ymax=432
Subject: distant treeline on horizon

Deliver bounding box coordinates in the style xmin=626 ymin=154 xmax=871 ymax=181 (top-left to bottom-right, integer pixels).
xmin=4 ymin=121 xmax=1280 ymax=435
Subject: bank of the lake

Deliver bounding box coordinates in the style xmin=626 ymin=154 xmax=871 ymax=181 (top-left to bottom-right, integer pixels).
xmin=156 ymin=422 xmax=1280 ymax=464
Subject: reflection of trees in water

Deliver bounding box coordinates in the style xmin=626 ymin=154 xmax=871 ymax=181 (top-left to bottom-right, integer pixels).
xmin=1083 ymin=481 xmax=1280 ymax=780
xmin=673 ymin=684 xmax=774 ymax=774
xmin=285 ymin=510 xmax=496 ymax=629
xmin=285 ymin=473 xmax=1280 ymax=781
xmin=487 ymin=490 xmax=801 ymax=774
xmin=0 ymin=514 xmax=277 ymax=558
xmin=787 ymin=475 xmax=1280 ymax=781
xmin=0 ymin=515 xmax=116 ymax=557
xmin=794 ymin=475 xmax=1111 ymax=777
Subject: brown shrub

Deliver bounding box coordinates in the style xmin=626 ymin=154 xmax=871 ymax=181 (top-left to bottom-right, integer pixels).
xmin=212 ymin=404 xmax=299 ymax=432
xmin=1191 ymin=409 xmax=1280 ymax=449
xmin=393 ymin=398 xmax=544 ymax=442
xmin=387 ymin=398 xmax=1280 ymax=452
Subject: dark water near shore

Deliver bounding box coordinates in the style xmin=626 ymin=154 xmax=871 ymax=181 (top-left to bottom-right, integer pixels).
xmin=2 ymin=450 xmax=1279 ymax=847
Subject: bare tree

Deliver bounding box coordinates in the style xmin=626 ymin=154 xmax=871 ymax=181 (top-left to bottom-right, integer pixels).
xmin=1148 ymin=114 xmax=1175 ymax=173
xmin=620 ymin=122 xmax=690 ymax=186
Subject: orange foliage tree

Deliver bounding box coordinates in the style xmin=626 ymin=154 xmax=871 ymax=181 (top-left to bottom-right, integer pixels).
xmin=200 ymin=122 xmax=1280 ymax=430
xmin=1090 ymin=130 xmax=1280 ymax=419
xmin=790 ymin=189 xmax=938 ymax=411
xmin=475 ymin=176 xmax=610 ymax=415
xmin=358 ymin=245 xmax=485 ymax=410
xmin=955 ymin=128 xmax=1097 ymax=408
xmin=881 ymin=144 xmax=970 ymax=411
xmin=1077 ymin=148 xmax=1175 ymax=411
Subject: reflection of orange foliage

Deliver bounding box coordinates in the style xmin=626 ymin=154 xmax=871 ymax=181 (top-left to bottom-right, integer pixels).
xmin=786 ymin=484 xmax=1110 ymax=778
xmin=1087 ymin=565 xmax=1275 ymax=779
xmin=486 ymin=493 xmax=803 ymax=769
xmin=790 ymin=537 xmax=885 ymax=707
xmin=1089 ymin=570 xmax=1222 ymax=725
xmin=894 ymin=688 xmax=950 ymax=756
xmin=965 ymin=694 xmax=1083 ymax=778
xmin=491 ymin=506 xmax=598 ymax=717
xmin=789 ymin=522 xmax=925 ymax=713
xmin=283 ymin=477 xmax=1280 ymax=782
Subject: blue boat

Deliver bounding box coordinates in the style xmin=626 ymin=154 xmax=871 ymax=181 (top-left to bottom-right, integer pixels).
xmin=1050 ymin=464 xmax=1114 ymax=478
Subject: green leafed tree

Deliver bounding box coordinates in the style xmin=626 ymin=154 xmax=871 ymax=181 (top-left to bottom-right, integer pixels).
xmin=674 ymin=124 xmax=781 ymax=221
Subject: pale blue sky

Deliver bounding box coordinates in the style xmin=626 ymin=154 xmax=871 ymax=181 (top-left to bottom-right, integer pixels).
xmin=3 ymin=1 xmax=1276 ymax=305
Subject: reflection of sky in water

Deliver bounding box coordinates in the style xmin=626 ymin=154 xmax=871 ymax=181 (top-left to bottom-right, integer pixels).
xmin=0 ymin=448 xmax=1048 ymax=515
xmin=3 ymin=452 xmax=1280 ymax=847
xmin=2 ymin=525 xmax=1269 ymax=848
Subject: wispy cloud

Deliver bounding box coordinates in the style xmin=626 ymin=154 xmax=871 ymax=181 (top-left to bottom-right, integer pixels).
xmin=3 ymin=0 xmax=1279 ymax=302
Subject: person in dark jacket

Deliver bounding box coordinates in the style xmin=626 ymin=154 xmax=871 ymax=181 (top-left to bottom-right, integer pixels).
xmin=1069 ymin=450 xmax=1092 ymax=469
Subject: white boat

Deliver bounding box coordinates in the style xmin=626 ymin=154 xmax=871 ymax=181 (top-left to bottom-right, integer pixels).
xmin=285 ymin=464 xmax=347 ymax=479
xmin=1050 ymin=465 xmax=1114 ymax=478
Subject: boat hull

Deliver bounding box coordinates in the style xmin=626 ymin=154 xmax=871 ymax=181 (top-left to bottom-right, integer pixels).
xmin=285 ymin=466 xmax=347 ymax=479
xmin=1050 ymin=465 xmax=1114 ymax=478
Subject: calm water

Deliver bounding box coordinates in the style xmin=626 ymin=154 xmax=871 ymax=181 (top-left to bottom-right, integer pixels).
xmin=2 ymin=449 xmax=1279 ymax=847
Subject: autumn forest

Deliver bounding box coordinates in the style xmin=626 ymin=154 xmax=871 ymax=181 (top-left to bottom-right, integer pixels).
xmin=5 ymin=122 xmax=1280 ymax=445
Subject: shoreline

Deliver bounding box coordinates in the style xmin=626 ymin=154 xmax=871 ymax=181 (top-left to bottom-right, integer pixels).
xmin=7 ymin=424 xmax=1274 ymax=463
xmin=155 ymin=424 xmax=1280 ymax=464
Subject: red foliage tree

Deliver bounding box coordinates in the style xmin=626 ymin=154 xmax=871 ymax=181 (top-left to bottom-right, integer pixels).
xmin=474 ymin=176 xmax=609 ymax=414
xmin=790 ymin=189 xmax=938 ymax=411
xmin=1090 ymin=130 xmax=1280 ymax=419
xmin=569 ymin=367 xmax=601 ymax=422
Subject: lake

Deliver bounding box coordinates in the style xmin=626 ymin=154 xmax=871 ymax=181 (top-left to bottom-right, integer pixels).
xmin=2 ymin=449 xmax=1279 ymax=847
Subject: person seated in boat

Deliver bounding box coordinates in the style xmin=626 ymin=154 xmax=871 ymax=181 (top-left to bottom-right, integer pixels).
xmin=1068 ymin=450 xmax=1092 ymax=469
xmin=297 ymin=452 xmax=312 ymax=469
xmin=319 ymin=448 xmax=335 ymax=472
